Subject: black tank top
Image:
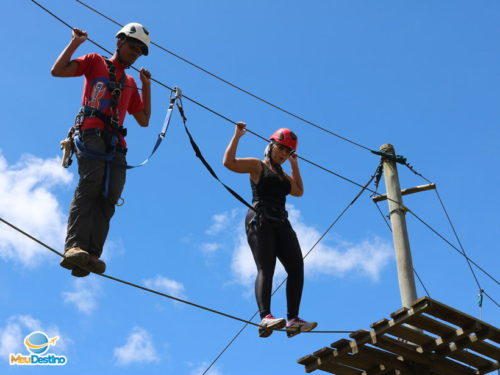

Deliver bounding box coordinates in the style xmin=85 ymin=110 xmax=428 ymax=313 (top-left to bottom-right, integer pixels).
xmin=250 ymin=162 xmax=291 ymax=210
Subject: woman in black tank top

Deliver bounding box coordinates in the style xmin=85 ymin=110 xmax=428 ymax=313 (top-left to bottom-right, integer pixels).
xmin=223 ymin=122 xmax=317 ymax=338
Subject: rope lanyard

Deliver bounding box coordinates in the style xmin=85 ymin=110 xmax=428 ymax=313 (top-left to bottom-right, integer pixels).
xmin=127 ymin=88 xmax=180 ymax=169
xmin=174 ymin=95 xmax=256 ymax=212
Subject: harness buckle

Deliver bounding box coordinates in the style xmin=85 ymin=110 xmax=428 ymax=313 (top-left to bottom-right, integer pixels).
xmin=111 ymin=88 xmax=122 ymax=97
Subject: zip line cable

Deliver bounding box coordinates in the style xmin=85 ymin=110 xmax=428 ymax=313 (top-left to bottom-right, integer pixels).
xmin=400 ymin=163 xmax=499 ymax=308
xmin=402 ymin=164 xmax=484 ymax=292
xmin=408 ymin=210 xmax=500 ymax=288
xmin=31 ymin=0 xmax=498 ymax=301
xmin=75 ymin=0 xmax=374 ymax=153
xmin=201 ymin=168 xmax=378 ymax=375
xmin=373 ymin=160 xmax=499 ymax=304
xmin=0 ymin=216 xmax=354 ymax=334
xmin=432 ymin=189 xmax=483 ymax=288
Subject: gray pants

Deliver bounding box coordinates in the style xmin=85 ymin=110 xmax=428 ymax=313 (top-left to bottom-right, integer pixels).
xmin=65 ymin=133 xmax=126 ymax=257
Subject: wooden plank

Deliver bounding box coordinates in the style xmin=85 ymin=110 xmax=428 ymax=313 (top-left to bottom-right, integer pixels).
xmin=372 ymin=183 xmax=436 ymax=202
xmin=333 ymin=353 xmax=376 ymax=372
xmin=418 ymin=322 xmax=483 ymax=354
xmin=447 ymin=350 xmax=497 ymax=371
xmin=405 ymin=313 xmax=459 ymax=337
xmin=475 ymin=361 xmax=499 ymax=375
xmin=310 ymin=347 xmax=370 ymax=375
xmin=426 ymin=299 xmax=500 ymax=342
xmin=331 ymin=339 xmax=354 ymax=351
xmin=374 ymin=335 xmax=477 ymax=375
xmin=363 ymin=365 xmax=392 ymax=375
xmin=434 ymin=328 xmax=498 ymax=362
xmin=317 ymin=361 xmax=363 ymax=375
xmin=391 ymin=298 xmax=431 ymax=322
xmin=350 ymin=330 xmax=372 ymax=341
xmin=457 ymin=339 xmax=500 ymax=360
xmin=384 ymin=324 xmax=436 ymax=346
xmin=298 ymin=354 xmax=320 ymax=366
xmin=371 ymin=318 xmax=391 ymax=331
xmin=354 ymin=345 xmax=412 ymax=374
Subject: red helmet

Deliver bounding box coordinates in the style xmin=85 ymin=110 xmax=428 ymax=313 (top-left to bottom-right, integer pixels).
xmin=269 ymin=128 xmax=298 ymax=151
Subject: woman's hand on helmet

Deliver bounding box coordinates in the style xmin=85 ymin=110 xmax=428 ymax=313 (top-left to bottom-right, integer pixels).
xmin=235 ymin=121 xmax=247 ymax=138
xmin=71 ymin=28 xmax=88 ymax=45
xmin=288 ymin=152 xmax=298 ymax=166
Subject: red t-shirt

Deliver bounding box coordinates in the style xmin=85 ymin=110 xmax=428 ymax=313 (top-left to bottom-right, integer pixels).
xmin=72 ymin=53 xmax=144 ymax=147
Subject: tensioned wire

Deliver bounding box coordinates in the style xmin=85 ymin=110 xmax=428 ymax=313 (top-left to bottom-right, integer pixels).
xmin=75 ymin=0 xmax=373 ymax=153
xmin=0 ymin=216 xmax=353 ymax=334
xmin=31 ymin=0 xmax=499 ymax=300
xmin=401 ymin=164 xmax=499 ymax=308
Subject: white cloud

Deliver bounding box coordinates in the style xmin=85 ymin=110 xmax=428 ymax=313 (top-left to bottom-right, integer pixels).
xmin=201 ymin=242 xmax=222 ymax=253
xmin=190 ymin=361 xmax=223 ymax=375
xmin=0 ymin=315 xmax=68 ymax=358
xmin=228 ymin=204 xmax=393 ymax=287
xmin=144 ymin=275 xmax=187 ymax=301
xmin=62 ymin=278 xmax=102 ymax=314
xmin=0 ymin=152 xmax=72 ymax=267
xmin=205 ymin=209 xmax=239 ymax=235
xmin=114 ymin=327 xmax=159 ymax=366
xmin=101 ymin=238 xmax=125 ymax=262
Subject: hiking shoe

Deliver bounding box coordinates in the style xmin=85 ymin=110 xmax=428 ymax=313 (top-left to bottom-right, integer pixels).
xmin=71 ymin=266 xmax=90 ymax=278
xmin=86 ymin=255 xmax=106 ymax=274
xmin=286 ymin=317 xmax=318 ymax=338
xmin=60 ymin=247 xmax=89 ymax=270
xmin=258 ymin=314 xmax=286 ymax=338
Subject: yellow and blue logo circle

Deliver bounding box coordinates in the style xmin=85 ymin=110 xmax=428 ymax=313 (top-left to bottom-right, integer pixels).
xmin=24 ymin=331 xmax=58 ymax=355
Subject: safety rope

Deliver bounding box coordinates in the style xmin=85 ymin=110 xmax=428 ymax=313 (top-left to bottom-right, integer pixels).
xmin=174 ymin=97 xmax=256 ymax=212
xmin=126 ymin=88 xmax=180 ymax=168
xmin=0 ymin=217 xmax=354 ymax=334
xmin=75 ymin=0 xmax=374 ymax=153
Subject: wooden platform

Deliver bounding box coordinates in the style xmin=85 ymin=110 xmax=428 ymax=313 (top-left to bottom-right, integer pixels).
xmin=297 ymin=297 xmax=499 ymax=375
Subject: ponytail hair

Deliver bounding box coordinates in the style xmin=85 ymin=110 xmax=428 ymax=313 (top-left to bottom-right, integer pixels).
xmin=264 ymin=142 xmax=287 ymax=180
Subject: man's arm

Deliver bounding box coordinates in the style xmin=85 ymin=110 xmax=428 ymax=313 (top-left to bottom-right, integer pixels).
xmin=132 ymin=68 xmax=151 ymax=127
xmin=51 ymin=28 xmax=87 ymax=77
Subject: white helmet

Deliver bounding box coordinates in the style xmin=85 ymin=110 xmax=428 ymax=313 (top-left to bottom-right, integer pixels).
xmin=115 ymin=22 xmax=150 ymax=55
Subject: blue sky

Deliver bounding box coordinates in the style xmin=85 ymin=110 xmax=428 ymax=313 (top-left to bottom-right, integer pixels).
xmin=0 ymin=1 xmax=499 ymax=374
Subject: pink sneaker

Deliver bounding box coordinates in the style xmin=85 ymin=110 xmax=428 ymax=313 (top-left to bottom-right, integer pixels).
xmin=258 ymin=314 xmax=286 ymax=338
xmin=286 ymin=317 xmax=318 ymax=338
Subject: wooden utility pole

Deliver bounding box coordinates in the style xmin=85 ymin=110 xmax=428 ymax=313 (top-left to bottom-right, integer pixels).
xmin=380 ymin=143 xmax=418 ymax=308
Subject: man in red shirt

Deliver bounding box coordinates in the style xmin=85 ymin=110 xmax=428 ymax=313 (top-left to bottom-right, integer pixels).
xmin=51 ymin=23 xmax=152 ymax=277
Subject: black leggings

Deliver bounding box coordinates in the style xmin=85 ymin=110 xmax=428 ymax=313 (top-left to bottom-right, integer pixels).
xmin=245 ymin=212 xmax=304 ymax=320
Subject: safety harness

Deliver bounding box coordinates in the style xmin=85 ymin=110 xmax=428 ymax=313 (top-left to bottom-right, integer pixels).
xmin=61 ymin=58 xmax=128 ymax=196
xmin=60 ymin=59 xmax=181 ymax=199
